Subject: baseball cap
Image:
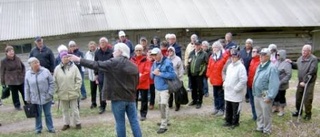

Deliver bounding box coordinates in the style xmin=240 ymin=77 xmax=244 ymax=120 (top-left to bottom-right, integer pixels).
xmin=140 ymin=37 xmax=147 ymax=42
xmin=118 ymin=31 xmax=126 ymax=37
xmin=194 ymin=40 xmax=202 ymax=45
xmin=35 ymin=36 xmax=42 ymax=42
xmin=260 ymin=48 xmax=271 ymax=56
xmin=150 ymin=48 xmax=161 ymax=55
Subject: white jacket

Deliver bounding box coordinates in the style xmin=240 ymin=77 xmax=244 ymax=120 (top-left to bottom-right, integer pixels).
xmin=85 ymin=50 xmax=96 ymax=81
xmin=223 ymin=59 xmax=247 ymax=102
xmin=184 ymin=42 xmax=194 ymax=66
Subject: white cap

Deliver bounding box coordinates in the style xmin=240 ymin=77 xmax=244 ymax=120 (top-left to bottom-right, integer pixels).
xmin=260 ymin=48 xmax=271 ymax=55
xmin=268 ymin=44 xmax=277 ymax=50
xmin=118 ymin=31 xmax=126 ymax=37
xmin=150 ymin=48 xmax=161 ymax=55
xmin=68 ymin=40 xmax=76 ymax=46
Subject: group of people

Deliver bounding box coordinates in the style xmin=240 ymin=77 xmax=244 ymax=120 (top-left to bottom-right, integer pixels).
xmin=0 ymin=31 xmax=318 ymax=136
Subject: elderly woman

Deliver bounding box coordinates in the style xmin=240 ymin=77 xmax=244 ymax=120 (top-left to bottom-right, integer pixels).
xmin=24 ymin=57 xmax=55 ymax=134
xmin=206 ymin=41 xmax=229 ymax=116
xmin=54 ymin=50 xmax=82 ymax=131
xmin=0 ymin=46 xmax=27 ymax=110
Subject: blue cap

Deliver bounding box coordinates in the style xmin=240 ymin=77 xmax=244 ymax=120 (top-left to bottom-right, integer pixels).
xmin=35 ymin=36 xmax=42 ymax=41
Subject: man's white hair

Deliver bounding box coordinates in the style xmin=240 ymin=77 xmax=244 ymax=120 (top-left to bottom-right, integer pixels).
xmin=114 ymin=43 xmax=130 ymax=58
xmin=303 ymin=44 xmax=312 ymax=51
xmin=170 ymin=34 xmax=176 ymax=39
xmin=246 ymin=38 xmax=253 ymax=44
xmin=165 ymin=33 xmax=171 ymax=40
xmin=99 ymin=37 xmax=108 ymax=43
xmin=191 ymin=34 xmax=198 ymax=39
xmin=202 ymin=41 xmax=210 ymax=47
xmin=27 ymin=57 xmax=39 ymax=65
xmin=57 ymin=44 xmax=68 ymax=53
xmin=212 ymin=41 xmax=223 ymax=49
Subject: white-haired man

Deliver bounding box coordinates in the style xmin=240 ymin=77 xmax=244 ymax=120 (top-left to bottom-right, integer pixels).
xmin=224 ymin=32 xmax=237 ymax=49
xmin=240 ymin=38 xmax=253 ymax=103
xmin=94 ymin=37 xmax=113 ymax=114
xmin=168 ymin=34 xmax=182 ymax=58
xmin=68 ymin=43 xmax=142 ymax=137
xmin=288 ymin=44 xmax=318 ymax=120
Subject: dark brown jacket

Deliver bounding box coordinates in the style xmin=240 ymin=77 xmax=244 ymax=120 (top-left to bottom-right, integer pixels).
xmin=80 ymin=56 xmax=139 ymax=102
xmin=0 ymin=55 xmax=25 ymax=85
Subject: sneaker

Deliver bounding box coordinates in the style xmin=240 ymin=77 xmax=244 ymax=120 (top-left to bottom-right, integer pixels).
xmin=215 ymin=110 xmax=224 ymax=116
xmin=61 ymin=125 xmax=70 ymax=131
xmin=157 ymin=123 xmax=171 ymax=126
xmin=263 ymin=131 xmax=271 ymax=135
xmin=303 ymin=115 xmax=311 ymax=120
xmin=48 ymin=129 xmax=55 ymax=133
xmin=99 ymin=107 xmax=106 ymax=114
xmin=15 ymin=107 xmax=22 ymax=111
xmin=140 ymin=117 xmax=146 ymax=121
xmin=188 ymin=101 xmax=196 ymax=106
xmin=277 ymin=111 xmax=285 ymax=117
xmin=211 ymin=109 xmax=219 ymax=115
xmin=75 ymin=124 xmax=82 ymax=129
xmin=157 ymin=128 xmax=167 ymax=134
xmin=149 ymin=105 xmax=154 ymax=110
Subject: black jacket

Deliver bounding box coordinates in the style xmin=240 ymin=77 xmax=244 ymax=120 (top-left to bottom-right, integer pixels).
xmin=29 ymin=45 xmax=55 ymax=73
xmin=80 ymin=56 xmax=139 ymax=101
xmin=94 ymin=48 xmax=113 ymax=82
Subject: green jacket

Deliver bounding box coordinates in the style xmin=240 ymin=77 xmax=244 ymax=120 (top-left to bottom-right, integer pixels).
xmin=188 ymin=50 xmax=208 ymax=76
xmin=54 ymin=62 xmax=82 ymax=101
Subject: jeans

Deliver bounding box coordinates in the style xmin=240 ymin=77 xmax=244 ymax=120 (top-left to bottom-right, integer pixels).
xmin=90 ymin=80 xmax=98 ymax=105
xmin=247 ymin=88 xmax=257 ymax=120
xmin=8 ymin=84 xmax=27 ymax=108
xmin=35 ymin=101 xmax=54 ymax=132
xmin=136 ymin=89 xmax=148 ymax=118
xmin=80 ymin=71 xmax=87 ymax=98
xmin=213 ymin=86 xmax=224 ymax=111
xmin=111 ymin=100 xmax=142 ymax=137
xmin=203 ymin=77 xmax=208 ymax=95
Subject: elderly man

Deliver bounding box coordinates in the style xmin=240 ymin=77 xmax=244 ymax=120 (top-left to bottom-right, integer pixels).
xmin=94 ymin=37 xmax=113 ymax=114
xmin=68 ymin=43 xmax=142 ymax=137
xmin=289 ymin=44 xmax=318 ymax=120
xmin=118 ymin=30 xmax=134 ymax=57
xmin=168 ymin=34 xmax=182 ymax=58
xmin=201 ymin=40 xmax=211 ymax=97
xmin=240 ymin=39 xmax=253 ymax=103
xmin=252 ymin=48 xmax=279 ymax=135
xmin=68 ymin=41 xmax=87 ymax=100
xmin=185 ymin=34 xmax=197 ymax=92
xmin=224 ymin=32 xmax=237 ymax=49
xmin=150 ymin=48 xmax=176 ymax=134
xmin=29 ymin=36 xmax=55 ymax=73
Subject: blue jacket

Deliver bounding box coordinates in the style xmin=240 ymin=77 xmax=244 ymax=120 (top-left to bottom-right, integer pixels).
xmin=170 ymin=43 xmax=182 ymax=59
xmin=252 ymin=61 xmax=279 ymax=100
xmin=224 ymin=41 xmax=236 ymax=49
xmin=150 ymin=57 xmax=176 ymax=91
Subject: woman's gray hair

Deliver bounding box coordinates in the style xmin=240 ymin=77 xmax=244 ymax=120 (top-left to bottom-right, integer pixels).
xmin=202 ymin=41 xmax=210 ymax=47
xmin=114 ymin=43 xmax=130 ymax=58
xmin=246 ymin=38 xmax=253 ymax=44
xmin=27 ymin=57 xmax=39 ymax=65
xmin=212 ymin=41 xmax=223 ymax=49
xmin=99 ymin=37 xmax=108 ymax=43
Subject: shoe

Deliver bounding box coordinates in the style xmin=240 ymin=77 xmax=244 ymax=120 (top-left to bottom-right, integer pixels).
xmin=255 ymin=128 xmax=263 ymax=133
xmin=303 ymin=115 xmax=311 ymax=120
xmin=35 ymin=130 xmax=41 ymax=134
xmin=15 ymin=107 xmax=22 ymax=111
xmin=215 ymin=110 xmax=224 ymax=116
xmin=99 ymin=108 xmax=106 ymax=114
xmin=157 ymin=123 xmax=171 ymax=126
xmin=0 ymin=99 xmax=2 ymax=106
xmin=222 ymin=122 xmax=231 ymax=127
xmin=204 ymin=93 xmax=209 ymax=97
xmin=272 ymin=106 xmax=279 ymax=113
xmin=188 ymin=101 xmax=196 ymax=106
xmin=157 ymin=128 xmax=167 ymax=134
xmin=81 ymin=97 xmax=87 ymax=100
xmin=229 ymin=123 xmax=239 ymax=129
xmin=90 ymin=104 xmax=97 ymax=109
xmin=48 ymin=130 xmax=55 ymax=133
xmin=211 ymin=109 xmax=219 ymax=115
xmin=76 ymin=124 xmax=82 ymax=129
xmin=140 ymin=117 xmax=146 ymax=121
xmin=292 ymin=111 xmax=302 ymax=117
xmin=61 ymin=125 xmax=70 ymax=131
xmin=196 ymin=104 xmax=201 ymax=109
xmin=175 ymin=107 xmax=180 ymax=111
xmin=263 ymin=131 xmax=271 ymax=135
xmin=0 ymin=123 xmax=2 ymax=126
xmin=245 ymin=98 xmax=249 ymax=103
xmin=149 ymin=105 xmax=154 ymax=110
xmin=277 ymin=111 xmax=284 ymax=117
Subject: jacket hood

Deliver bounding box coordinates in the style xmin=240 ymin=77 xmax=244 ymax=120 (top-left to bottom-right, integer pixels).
xmin=278 ymin=50 xmax=286 ymax=60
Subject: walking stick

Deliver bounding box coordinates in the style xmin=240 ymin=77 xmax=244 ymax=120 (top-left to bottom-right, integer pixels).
xmin=297 ymin=75 xmax=312 ymax=123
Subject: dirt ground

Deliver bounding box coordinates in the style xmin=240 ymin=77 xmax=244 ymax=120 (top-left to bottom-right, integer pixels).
xmin=0 ymin=80 xmax=319 ymax=134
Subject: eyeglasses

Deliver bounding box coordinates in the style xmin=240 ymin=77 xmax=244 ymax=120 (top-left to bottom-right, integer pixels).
xmin=252 ymin=51 xmax=258 ymax=53
xmin=135 ymin=50 xmax=142 ymax=52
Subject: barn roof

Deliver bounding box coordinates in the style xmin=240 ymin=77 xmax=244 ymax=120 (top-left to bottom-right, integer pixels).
xmin=0 ymin=0 xmax=319 ymax=41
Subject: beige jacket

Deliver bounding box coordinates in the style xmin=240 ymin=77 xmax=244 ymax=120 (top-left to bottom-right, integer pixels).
xmin=184 ymin=42 xmax=194 ymax=66
xmin=54 ymin=62 xmax=82 ymax=101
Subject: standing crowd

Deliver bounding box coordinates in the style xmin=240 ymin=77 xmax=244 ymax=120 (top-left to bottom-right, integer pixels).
xmin=0 ymin=31 xmax=318 ymax=136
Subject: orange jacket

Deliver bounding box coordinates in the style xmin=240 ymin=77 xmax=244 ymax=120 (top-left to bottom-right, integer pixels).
xmin=206 ymin=51 xmax=229 ymax=86
xmin=131 ymin=55 xmax=151 ymax=89
xmin=247 ymin=56 xmax=260 ymax=88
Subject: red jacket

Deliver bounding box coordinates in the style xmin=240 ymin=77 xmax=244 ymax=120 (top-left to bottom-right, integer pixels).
xmin=206 ymin=51 xmax=229 ymax=86
xmin=247 ymin=56 xmax=260 ymax=88
xmin=131 ymin=55 xmax=151 ymax=89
